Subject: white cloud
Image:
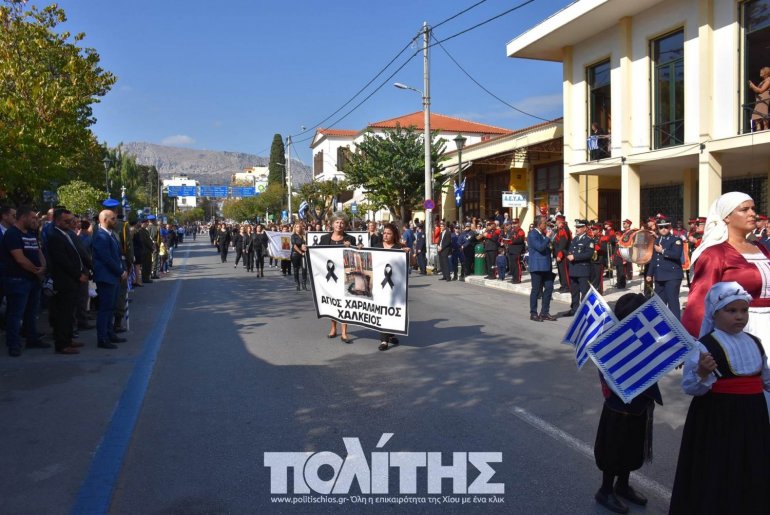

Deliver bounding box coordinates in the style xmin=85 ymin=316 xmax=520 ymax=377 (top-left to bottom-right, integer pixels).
xmin=160 ymin=134 xmax=196 ymax=146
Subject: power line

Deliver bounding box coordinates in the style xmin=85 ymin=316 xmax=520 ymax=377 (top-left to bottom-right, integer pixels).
xmin=432 ymin=0 xmax=536 ymax=47
xmin=432 ymin=0 xmax=488 ymax=30
xmin=431 ymin=33 xmax=557 ymax=123
xmin=289 ymin=35 xmax=420 ymax=140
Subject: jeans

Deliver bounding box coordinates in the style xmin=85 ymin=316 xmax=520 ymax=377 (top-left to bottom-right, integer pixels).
xmin=95 ymin=281 xmax=118 ymax=343
xmin=4 ymin=276 xmax=41 ymax=351
xmin=529 ymin=271 xmax=554 ymax=316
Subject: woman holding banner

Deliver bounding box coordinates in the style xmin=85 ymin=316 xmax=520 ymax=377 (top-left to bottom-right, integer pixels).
xmin=252 ymin=224 xmax=268 ymax=277
xmin=372 ymin=223 xmax=407 ymax=351
xmin=320 ymin=213 xmax=357 ymax=343
xmin=291 ymin=223 xmax=308 ymax=291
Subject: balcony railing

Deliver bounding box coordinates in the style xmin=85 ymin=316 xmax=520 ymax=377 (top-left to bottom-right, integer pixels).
xmin=587 ymin=134 xmax=611 ymax=161
xmin=742 ymin=99 xmax=770 ymax=133
xmin=652 ymin=120 xmax=684 ymax=149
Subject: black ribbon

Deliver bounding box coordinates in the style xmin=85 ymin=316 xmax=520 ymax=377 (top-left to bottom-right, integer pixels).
xmin=326 ymin=260 xmax=338 ymax=282
xmin=381 ymin=263 xmax=394 ymax=289
xmin=357 ymin=235 xmax=364 ymax=245
xmin=313 ymin=235 xmax=318 ymax=245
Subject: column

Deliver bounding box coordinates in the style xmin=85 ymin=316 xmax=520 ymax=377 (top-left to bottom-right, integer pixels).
xmin=564 ymin=171 xmax=580 ymax=222
xmin=621 ymin=163 xmax=641 ymax=225
xmin=618 ymin=17 xmax=633 ymax=155
xmin=682 ymin=168 xmax=697 ymax=220
xmin=698 ymin=150 xmax=722 ymax=216
xmin=698 ymin=0 xmax=714 ymax=142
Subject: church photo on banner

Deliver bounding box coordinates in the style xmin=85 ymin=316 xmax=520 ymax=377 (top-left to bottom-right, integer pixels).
xmin=265 ymin=231 xmax=292 ymax=260
xmin=307 ymin=246 xmax=409 ymax=335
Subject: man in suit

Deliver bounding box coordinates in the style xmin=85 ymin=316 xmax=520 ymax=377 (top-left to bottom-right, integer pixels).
xmin=138 ymin=219 xmax=154 ymax=284
xmin=413 ymin=224 xmax=427 ymax=275
xmin=437 ymin=221 xmax=453 ymax=281
xmin=92 ymin=210 xmax=127 ymax=349
xmin=645 ymin=216 xmax=684 ymax=318
xmin=527 ymin=215 xmax=556 ymax=322
xmin=47 ymin=209 xmax=87 ymax=354
xmin=565 ymin=220 xmax=594 ymax=316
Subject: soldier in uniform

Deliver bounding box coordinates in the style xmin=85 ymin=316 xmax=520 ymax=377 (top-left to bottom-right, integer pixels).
xmin=599 ymin=220 xmax=615 ymax=282
xmin=587 ymin=222 xmax=604 ymax=293
xmin=640 ymin=216 xmax=658 ymax=296
xmin=553 ymin=215 xmax=572 ymax=292
xmin=480 ymin=220 xmax=500 ymax=279
xmin=614 ymin=219 xmax=634 ymax=289
xmin=645 ymin=216 xmax=684 ymax=319
xmin=565 ymin=220 xmax=594 ymax=316
xmin=505 ymin=218 xmax=526 ymax=283
xmin=138 ymin=219 xmax=154 ymax=284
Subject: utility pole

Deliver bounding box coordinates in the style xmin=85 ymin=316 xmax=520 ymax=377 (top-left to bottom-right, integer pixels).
xmin=287 ymin=135 xmax=292 ymax=221
xmin=423 ymin=21 xmax=433 ymax=262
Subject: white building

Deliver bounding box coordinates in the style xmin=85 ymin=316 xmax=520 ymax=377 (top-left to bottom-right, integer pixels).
xmin=310 ymin=112 xmax=515 ymax=219
xmin=507 ymin=0 xmax=770 ymax=224
xmin=163 ymin=175 xmax=199 ymax=209
xmin=233 ymin=166 xmax=269 ymax=195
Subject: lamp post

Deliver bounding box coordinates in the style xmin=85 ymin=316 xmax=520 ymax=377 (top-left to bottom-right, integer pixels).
xmin=453 ymin=133 xmax=466 ymax=223
xmin=102 ymin=157 xmax=112 ymax=196
xmin=332 ymin=176 xmax=338 ymax=213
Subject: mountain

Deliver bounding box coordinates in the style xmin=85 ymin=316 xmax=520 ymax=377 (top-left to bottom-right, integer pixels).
xmin=120 ymin=142 xmax=312 ymax=185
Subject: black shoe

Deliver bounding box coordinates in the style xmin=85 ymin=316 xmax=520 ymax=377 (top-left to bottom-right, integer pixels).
xmin=594 ymin=490 xmax=628 ymax=514
xmin=563 ymin=310 xmax=576 ymax=317
xmin=530 ymin=314 xmax=542 ymax=322
xmin=26 ymin=340 xmax=51 ymax=349
xmin=109 ymin=336 xmax=127 ymax=343
xmin=98 ymin=341 xmax=118 ymax=349
xmin=539 ymin=314 xmax=558 ymax=322
xmin=615 ymin=485 xmax=647 ymax=506
xmin=8 ymin=347 xmax=22 ymax=357
xmin=388 ymin=336 xmax=399 ymax=346
xmin=78 ymin=323 xmax=95 ymax=330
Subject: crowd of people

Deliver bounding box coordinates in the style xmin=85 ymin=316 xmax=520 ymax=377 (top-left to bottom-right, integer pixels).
xmin=0 ymin=201 xmax=195 ymax=357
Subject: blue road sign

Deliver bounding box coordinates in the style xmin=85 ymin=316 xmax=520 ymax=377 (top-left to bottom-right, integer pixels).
xmin=200 ymin=185 xmax=229 ymax=198
xmin=351 ymin=202 xmax=358 ymax=214
xmin=231 ymin=187 xmax=256 ymax=197
xmin=167 ymin=185 xmax=196 ymax=197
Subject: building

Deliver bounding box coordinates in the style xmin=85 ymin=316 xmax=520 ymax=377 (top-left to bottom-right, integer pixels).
xmin=310 ymin=112 xmax=515 ymax=219
xmin=439 ymin=119 xmax=563 ymax=228
xmin=162 ymin=175 xmax=199 ymax=209
xmin=232 ymin=166 xmax=269 ymax=195
xmin=507 ymin=0 xmax=770 ymax=225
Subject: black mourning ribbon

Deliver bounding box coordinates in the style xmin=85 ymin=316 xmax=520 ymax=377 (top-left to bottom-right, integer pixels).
xmin=358 ymin=235 xmax=364 ymax=245
xmin=326 ymin=260 xmax=338 ymax=282
xmin=381 ymin=263 xmax=394 ymax=289
xmin=313 ymin=235 xmax=318 ymax=245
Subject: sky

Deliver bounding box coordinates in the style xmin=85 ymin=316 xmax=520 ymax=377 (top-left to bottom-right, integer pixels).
xmin=45 ymin=0 xmax=573 ymax=165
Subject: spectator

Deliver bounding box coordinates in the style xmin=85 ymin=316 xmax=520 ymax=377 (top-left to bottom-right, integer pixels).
xmin=92 ymin=210 xmax=127 ymax=349
xmin=527 ymin=215 xmax=556 ymax=322
xmin=0 ymin=206 xmax=47 ymax=357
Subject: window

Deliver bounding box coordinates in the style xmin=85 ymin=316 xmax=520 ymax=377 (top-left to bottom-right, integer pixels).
xmin=314 ymin=150 xmax=323 ymax=176
xmin=587 ymin=60 xmax=611 ymax=160
xmin=652 ymin=30 xmax=685 ymax=149
xmin=534 ymin=162 xmax=563 ymax=215
xmin=336 ymin=146 xmax=352 ymax=172
xmin=723 ymin=176 xmax=767 ymax=214
xmin=640 ymin=184 xmax=683 ymax=222
xmin=742 ymin=0 xmax=770 ymax=132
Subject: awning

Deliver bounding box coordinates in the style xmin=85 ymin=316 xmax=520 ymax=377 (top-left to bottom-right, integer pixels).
xmin=440 ymin=161 xmax=473 ymax=177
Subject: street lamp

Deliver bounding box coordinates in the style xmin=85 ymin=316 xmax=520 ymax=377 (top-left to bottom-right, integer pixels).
xmin=102 ymin=156 xmax=112 ymax=195
xmin=453 ymin=133 xmax=466 ymax=223
xmin=393 ymin=81 xmax=432 ymax=260
xmin=332 ymin=176 xmax=338 ymax=213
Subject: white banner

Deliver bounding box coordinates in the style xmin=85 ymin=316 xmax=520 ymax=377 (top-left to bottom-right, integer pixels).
xmin=265 ymin=231 xmax=292 ymax=259
xmin=307 ymin=246 xmax=409 ymax=335
xmin=306 ymin=231 xmax=369 ymax=247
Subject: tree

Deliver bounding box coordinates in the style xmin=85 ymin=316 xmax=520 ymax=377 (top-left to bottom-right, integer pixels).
xmin=57 ymin=179 xmax=103 ymax=215
xmin=345 ymin=125 xmax=445 ymax=222
xmin=0 ymin=1 xmax=116 ymax=203
xmin=295 ymin=178 xmax=352 ymax=221
xmin=267 ymin=133 xmax=285 ymax=187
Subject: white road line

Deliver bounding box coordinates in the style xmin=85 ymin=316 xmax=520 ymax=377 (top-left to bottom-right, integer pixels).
xmin=511 ymin=406 xmax=672 ymax=501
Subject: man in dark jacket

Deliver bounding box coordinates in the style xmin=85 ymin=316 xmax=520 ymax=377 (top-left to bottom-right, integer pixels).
xmin=47 ymin=209 xmax=87 ymax=354
xmin=92 ymin=210 xmax=127 ymax=349
xmin=139 ymin=220 xmax=154 ymax=284
xmin=527 ymin=216 xmax=556 ymax=322
xmin=505 ymin=218 xmax=526 ymax=283
xmin=565 ymin=220 xmax=594 ymax=315
xmin=436 ymin=221 xmax=452 ymax=281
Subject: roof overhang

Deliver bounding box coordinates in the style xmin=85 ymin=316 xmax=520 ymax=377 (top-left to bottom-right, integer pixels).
xmin=506 ymin=0 xmax=665 ymax=62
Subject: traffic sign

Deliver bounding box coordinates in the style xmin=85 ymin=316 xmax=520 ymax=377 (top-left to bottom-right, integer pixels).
xmin=231 ymin=187 xmax=256 ymax=197
xmin=423 ymin=199 xmax=435 ymax=210
xmin=200 ymin=185 xmax=229 ymax=198
xmin=167 ymin=185 xmax=196 ymax=197
xmin=351 ymin=202 xmax=358 ymax=214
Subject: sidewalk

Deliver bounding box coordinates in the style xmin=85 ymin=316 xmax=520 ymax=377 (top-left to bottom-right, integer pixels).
xmin=463 ymin=271 xmax=690 ymax=306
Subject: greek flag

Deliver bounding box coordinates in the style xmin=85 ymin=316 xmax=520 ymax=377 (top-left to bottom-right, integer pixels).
xmin=587 ymin=295 xmax=696 ymax=404
xmin=298 ymin=200 xmax=309 ymax=219
xmin=454 ymin=178 xmax=466 ymax=208
xmin=587 ymin=135 xmax=599 ymax=151
xmin=562 ymin=286 xmax=617 ymax=369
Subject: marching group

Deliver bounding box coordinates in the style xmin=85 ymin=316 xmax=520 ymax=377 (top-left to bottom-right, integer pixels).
xmin=0 ymin=201 xmax=194 ymax=357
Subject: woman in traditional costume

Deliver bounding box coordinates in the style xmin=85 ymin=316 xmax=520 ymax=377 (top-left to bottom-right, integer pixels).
xmin=669 ymin=282 xmax=770 ymax=514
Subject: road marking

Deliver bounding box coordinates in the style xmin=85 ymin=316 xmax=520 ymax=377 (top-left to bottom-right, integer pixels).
xmin=511 ymin=406 xmax=672 ymax=501
xmin=70 ymin=248 xmax=190 ymax=515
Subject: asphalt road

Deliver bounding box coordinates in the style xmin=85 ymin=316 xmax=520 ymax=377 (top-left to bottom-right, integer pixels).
xmin=0 ymin=240 xmax=691 ymax=514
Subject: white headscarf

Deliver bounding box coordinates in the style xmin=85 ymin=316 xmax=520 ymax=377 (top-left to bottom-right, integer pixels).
xmin=698 ymin=281 xmax=752 ymax=337
xmin=689 ymin=191 xmax=753 ymax=268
